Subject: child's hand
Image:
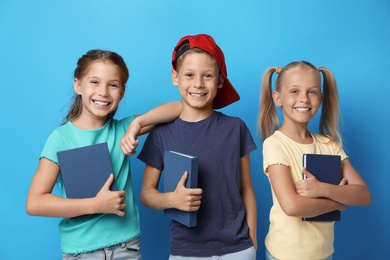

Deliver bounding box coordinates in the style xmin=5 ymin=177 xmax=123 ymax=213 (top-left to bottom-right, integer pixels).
xmin=173 ymin=171 xmax=202 ymax=212
xmin=339 ymin=178 xmax=348 ymax=186
xmin=120 ymin=120 xmax=141 ymax=156
xmin=95 ymin=174 xmax=127 ymax=216
xmin=295 ymin=168 xmax=324 ymax=198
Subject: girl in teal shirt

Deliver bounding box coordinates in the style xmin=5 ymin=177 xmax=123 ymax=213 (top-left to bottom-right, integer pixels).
xmin=26 ymin=49 xmax=181 ymax=259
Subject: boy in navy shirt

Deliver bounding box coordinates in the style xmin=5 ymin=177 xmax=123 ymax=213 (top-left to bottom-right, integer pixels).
xmin=138 ymin=34 xmax=257 ymax=259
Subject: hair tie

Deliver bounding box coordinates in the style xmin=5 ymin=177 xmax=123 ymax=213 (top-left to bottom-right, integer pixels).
xmin=275 ymin=67 xmax=282 ymax=74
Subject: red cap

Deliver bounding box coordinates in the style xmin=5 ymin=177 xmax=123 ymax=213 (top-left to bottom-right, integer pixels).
xmin=172 ymin=34 xmax=240 ymax=109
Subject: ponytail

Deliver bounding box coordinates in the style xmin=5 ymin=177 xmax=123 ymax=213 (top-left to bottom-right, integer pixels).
xmin=318 ymin=67 xmax=342 ymax=145
xmin=258 ymin=67 xmax=279 ymax=141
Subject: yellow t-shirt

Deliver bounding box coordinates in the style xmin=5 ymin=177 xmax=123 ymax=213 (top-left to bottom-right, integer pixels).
xmin=263 ymin=131 xmax=347 ymax=260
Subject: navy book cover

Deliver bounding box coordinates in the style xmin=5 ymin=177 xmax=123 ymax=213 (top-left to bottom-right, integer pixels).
xmin=57 ymin=142 xmax=117 ymax=199
xmin=163 ymin=150 xmax=198 ymax=227
xmin=302 ymin=154 xmax=341 ymax=222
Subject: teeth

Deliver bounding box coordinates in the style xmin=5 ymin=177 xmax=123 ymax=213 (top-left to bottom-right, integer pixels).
xmin=190 ymin=93 xmax=206 ymax=97
xmin=95 ymin=101 xmax=109 ymax=106
xmin=296 ymin=108 xmax=309 ymax=112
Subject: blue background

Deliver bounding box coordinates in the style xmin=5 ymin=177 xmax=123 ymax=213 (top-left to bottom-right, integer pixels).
xmin=1 ymin=1 xmax=389 ymax=259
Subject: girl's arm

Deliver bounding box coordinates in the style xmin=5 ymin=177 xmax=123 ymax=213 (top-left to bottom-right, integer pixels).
xmin=140 ymin=165 xmax=202 ymax=211
xmin=120 ymin=101 xmax=182 ymax=155
xmin=240 ymin=154 xmax=257 ymax=250
xmin=26 ymin=158 xmax=127 ymax=218
xmin=269 ymin=164 xmax=346 ymax=218
xmin=296 ymin=158 xmax=372 ymax=206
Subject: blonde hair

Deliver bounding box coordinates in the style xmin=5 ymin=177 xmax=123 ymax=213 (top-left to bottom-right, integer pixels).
xmin=258 ymin=61 xmax=342 ymax=145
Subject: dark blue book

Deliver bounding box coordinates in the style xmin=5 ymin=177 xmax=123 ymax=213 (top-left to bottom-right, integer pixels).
xmin=163 ymin=150 xmax=198 ymax=227
xmin=302 ymin=154 xmax=341 ymax=222
xmin=57 ymin=142 xmax=117 ymax=199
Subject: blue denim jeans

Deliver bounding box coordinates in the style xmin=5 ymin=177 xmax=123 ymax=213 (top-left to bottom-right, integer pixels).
xmin=265 ymin=248 xmax=332 ymax=260
xmin=169 ymin=246 xmax=256 ymax=260
xmin=62 ymin=237 xmax=141 ymax=260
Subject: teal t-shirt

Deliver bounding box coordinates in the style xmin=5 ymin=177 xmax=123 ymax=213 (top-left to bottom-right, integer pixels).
xmin=40 ymin=116 xmax=141 ymax=254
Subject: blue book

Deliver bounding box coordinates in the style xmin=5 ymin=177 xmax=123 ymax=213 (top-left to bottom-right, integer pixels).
xmin=302 ymin=154 xmax=341 ymax=222
xmin=57 ymin=142 xmax=117 ymax=199
xmin=163 ymin=150 xmax=198 ymax=227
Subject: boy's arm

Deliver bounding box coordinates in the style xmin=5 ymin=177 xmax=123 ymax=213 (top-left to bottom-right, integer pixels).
xmin=140 ymin=165 xmax=202 ymax=211
xmin=295 ymin=158 xmax=372 ymax=206
xmin=269 ymin=164 xmax=347 ymax=218
xmin=240 ymin=154 xmax=257 ymax=250
xmin=121 ymin=101 xmax=182 ymax=155
xmin=137 ymin=101 xmax=182 ymax=134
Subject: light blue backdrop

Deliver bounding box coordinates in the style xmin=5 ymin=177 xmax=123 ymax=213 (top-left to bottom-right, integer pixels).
xmin=1 ymin=1 xmax=388 ymax=259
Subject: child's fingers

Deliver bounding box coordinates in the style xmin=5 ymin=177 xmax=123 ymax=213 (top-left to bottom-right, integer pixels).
xmin=302 ymin=167 xmax=314 ymax=178
xmin=120 ymin=138 xmax=139 ymax=156
xmin=102 ymin=173 xmax=114 ymax=190
xmin=339 ymin=178 xmax=348 ymax=186
xmin=177 ymin=171 xmax=188 ymax=187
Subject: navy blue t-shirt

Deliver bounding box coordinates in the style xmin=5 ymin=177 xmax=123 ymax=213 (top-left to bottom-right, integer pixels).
xmin=138 ymin=112 xmax=257 ymax=256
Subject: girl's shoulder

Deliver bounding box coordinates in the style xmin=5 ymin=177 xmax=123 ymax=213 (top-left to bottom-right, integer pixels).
xmin=108 ymin=115 xmax=136 ymax=129
xmin=263 ymin=131 xmax=287 ymax=150
xmin=49 ymin=121 xmax=73 ymax=137
xmin=311 ymin=133 xmax=338 ymax=145
xmin=312 ymin=133 xmax=344 ymax=152
xmin=264 ymin=130 xmax=285 ymax=142
xmin=311 ymin=132 xmax=329 ymax=141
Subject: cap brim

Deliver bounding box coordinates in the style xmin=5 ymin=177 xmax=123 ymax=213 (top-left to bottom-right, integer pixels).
xmin=213 ymin=77 xmax=240 ymax=109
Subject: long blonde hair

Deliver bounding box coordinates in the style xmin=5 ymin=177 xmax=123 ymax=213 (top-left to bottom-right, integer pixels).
xmin=258 ymin=61 xmax=342 ymax=144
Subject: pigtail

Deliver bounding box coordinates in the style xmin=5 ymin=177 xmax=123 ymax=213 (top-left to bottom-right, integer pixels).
xmin=258 ymin=67 xmax=279 ymax=141
xmin=318 ymin=67 xmax=342 ymax=145
xmin=63 ymin=94 xmax=82 ymax=125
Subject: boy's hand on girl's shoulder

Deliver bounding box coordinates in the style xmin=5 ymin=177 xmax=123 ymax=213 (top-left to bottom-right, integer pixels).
xmin=120 ymin=120 xmax=141 ymax=156
xmin=173 ymin=171 xmax=203 ymax=212
xmin=95 ymin=174 xmax=127 ymax=217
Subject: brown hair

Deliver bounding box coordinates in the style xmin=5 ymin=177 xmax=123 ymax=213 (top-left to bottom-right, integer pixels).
xmin=174 ymin=44 xmax=219 ymax=73
xmin=63 ymin=49 xmax=129 ymax=124
xmin=258 ymin=61 xmax=342 ymax=144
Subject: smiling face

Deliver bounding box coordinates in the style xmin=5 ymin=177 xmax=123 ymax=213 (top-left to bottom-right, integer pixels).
xmin=73 ymin=61 xmax=125 ymax=128
xmin=172 ymin=52 xmax=223 ymax=119
xmin=272 ymin=66 xmax=323 ymax=128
